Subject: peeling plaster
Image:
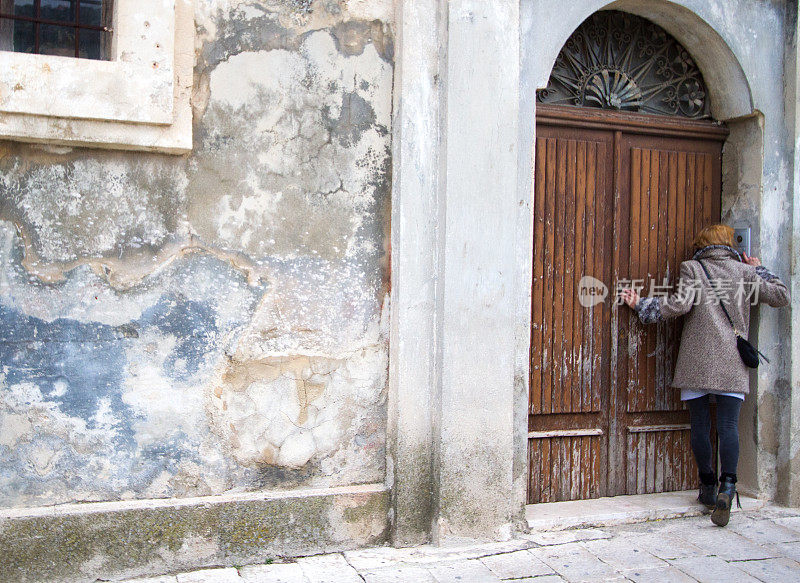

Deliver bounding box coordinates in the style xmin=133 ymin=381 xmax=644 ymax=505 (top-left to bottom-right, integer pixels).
xmin=0 ymin=0 xmax=392 ymax=508
xmin=209 ymin=348 xmax=386 ymax=469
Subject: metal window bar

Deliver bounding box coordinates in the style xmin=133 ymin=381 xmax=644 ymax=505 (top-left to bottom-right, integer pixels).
xmin=0 ymin=0 xmax=113 ymax=59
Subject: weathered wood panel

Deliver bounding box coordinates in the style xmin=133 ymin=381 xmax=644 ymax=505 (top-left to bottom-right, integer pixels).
xmin=530 ymin=131 xmax=611 ymax=418
xmin=529 ymin=434 xmax=603 ymax=503
xmin=623 ymin=145 xmax=721 ymax=415
xmin=529 ymin=108 xmax=724 ymax=503
xmin=529 ymin=125 xmax=612 ymax=503
xmin=626 ymin=427 xmax=694 ymax=494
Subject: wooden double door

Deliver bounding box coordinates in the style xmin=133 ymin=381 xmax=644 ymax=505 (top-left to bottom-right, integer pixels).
xmin=527 ymin=105 xmax=727 ymax=503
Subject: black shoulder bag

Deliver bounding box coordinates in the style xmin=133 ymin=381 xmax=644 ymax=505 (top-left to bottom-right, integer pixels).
xmin=697 ymin=259 xmax=768 ymax=368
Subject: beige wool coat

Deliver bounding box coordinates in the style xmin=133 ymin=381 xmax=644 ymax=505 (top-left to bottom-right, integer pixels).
xmin=634 ymin=245 xmax=790 ymax=394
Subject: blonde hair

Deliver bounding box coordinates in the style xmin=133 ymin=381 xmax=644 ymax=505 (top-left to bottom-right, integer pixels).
xmin=692 ymin=223 xmax=735 ymax=251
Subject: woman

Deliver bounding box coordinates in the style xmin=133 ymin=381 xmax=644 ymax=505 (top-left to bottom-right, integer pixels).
xmin=620 ymin=224 xmax=789 ymax=527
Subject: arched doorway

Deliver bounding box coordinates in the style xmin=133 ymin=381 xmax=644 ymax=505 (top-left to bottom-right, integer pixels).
xmin=528 ymin=10 xmax=728 ymax=503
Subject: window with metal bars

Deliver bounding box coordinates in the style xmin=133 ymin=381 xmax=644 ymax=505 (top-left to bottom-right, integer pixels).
xmin=0 ymin=0 xmax=113 ymax=60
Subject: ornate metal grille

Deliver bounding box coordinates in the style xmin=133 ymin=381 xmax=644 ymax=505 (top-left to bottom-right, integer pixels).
xmin=537 ymin=10 xmax=710 ymax=119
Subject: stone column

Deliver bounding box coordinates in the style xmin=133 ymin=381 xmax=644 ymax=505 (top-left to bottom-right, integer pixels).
xmin=388 ymin=0 xmax=447 ymax=546
xmin=390 ymin=0 xmax=527 ymax=543
xmin=435 ymin=0 xmax=523 ymax=540
xmin=783 ymin=0 xmax=800 ymax=507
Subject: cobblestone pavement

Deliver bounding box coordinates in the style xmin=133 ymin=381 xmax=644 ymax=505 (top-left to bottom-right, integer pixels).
xmin=121 ymin=506 xmax=800 ymax=583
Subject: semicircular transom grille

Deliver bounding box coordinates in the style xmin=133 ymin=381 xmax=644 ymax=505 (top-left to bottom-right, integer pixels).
xmin=537 ymin=10 xmax=710 ymax=119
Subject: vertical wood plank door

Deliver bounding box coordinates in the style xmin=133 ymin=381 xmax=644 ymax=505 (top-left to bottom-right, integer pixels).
xmin=529 ymin=124 xmax=615 ymax=503
xmin=614 ymin=133 xmax=723 ymax=496
xmin=528 ymin=106 xmax=726 ymax=504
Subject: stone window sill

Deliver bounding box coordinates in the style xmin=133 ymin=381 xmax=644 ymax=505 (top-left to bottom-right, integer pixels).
xmin=0 ymin=0 xmax=193 ymax=154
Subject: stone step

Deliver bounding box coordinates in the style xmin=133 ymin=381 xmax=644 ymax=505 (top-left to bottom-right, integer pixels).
xmin=525 ymin=489 xmax=765 ymax=531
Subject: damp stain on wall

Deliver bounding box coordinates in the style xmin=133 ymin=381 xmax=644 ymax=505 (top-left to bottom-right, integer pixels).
xmin=0 ymin=0 xmax=393 ymax=508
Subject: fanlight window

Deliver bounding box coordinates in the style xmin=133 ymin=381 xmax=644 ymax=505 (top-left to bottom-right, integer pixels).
xmin=537 ymin=10 xmax=710 ymax=119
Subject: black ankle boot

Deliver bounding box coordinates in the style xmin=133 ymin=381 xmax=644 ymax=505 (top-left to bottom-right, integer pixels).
xmin=711 ymin=473 xmax=740 ymax=527
xmin=698 ymin=471 xmax=717 ymax=509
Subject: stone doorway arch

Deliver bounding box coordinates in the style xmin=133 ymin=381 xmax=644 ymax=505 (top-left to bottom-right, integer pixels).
xmin=520 ymin=0 xmax=767 ymax=510
xmin=529 ymin=8 xmax=729 ymax=503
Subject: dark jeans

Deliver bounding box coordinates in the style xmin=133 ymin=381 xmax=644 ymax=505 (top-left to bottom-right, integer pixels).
xmin=686 ymin=394 xmax=743 ymax=478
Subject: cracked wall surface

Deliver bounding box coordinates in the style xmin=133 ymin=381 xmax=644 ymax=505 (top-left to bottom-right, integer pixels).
xmin=0 ymin=0 xmax=393 ymax=509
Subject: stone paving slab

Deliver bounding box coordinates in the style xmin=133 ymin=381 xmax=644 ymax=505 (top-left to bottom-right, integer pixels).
xmin=479 ymin=549 xmax=554 ymax=578
xmin=580 ymin=537 xmax=667 ymax=571
xmin=426 ymin=559 xmax=503 ymax=583
xmin=734 ymin=557 xmax=800 ymax=583
xmin=121 ymin=577 xmax=179 ymax=583
xmin=613 ymin=531 xmax=709 ymax=560
xmin=625 ymin=565 xmax=697 ymax=583
xmin=522 ymin=528 xmax=611 ymax=546
xmin=239 ymin=563 xmax=306 ymax=583
xmin=773 ymin=515 xmax=800 ymax=532
xmin=361 ymin=565 xmax=437 ymax=583
xmin=342 ymin=539 xmax=533 ymax=569
xmin=530 ymin=542 xmax=625 ymax=582
xmin=774 ymin=541 xmax=800 ymax=562
xmin=295 ymin=554 xmax=362 ymax=583
xmin=669 ymin=556 xmax=762 ymax=583
xmin=727 ymin=516 xmax=800 ymax=544
xmin=665 ymin=521 xmax=779 ymax=561
xmin=176 ymin=569 xmax=243 ymax=583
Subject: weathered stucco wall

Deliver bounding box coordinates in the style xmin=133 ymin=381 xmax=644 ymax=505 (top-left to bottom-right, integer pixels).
xmin=0 ymin=0 xmax=393 ymax=509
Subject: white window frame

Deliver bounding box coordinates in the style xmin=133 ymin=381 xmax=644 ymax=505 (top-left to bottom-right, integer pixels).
xmin=0 ymin=0 xmax=192 ymax=153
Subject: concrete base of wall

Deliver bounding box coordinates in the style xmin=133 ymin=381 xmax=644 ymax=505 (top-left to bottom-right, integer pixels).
xmin=0 ymin=483 xmax=389 ymax=583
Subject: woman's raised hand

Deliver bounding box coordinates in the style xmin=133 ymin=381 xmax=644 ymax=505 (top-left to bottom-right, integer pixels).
xmin=742 ymin=252 xmax=761 ymax=267
xmin=620 ymin=288 xmax=640 ymax=308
